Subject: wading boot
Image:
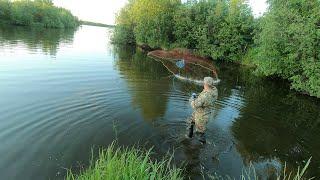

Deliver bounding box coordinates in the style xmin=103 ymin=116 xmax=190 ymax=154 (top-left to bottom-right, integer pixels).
xmin=185 ymin=122 xmax=194 ymax=139
xmin=187 ymin=122 xmax=195 ymax=138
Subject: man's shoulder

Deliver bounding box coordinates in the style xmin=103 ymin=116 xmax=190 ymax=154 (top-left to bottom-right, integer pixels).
xmin=204 ymin=88 xmax=217 ymax=94
xmin=201 ymin=91 xmax=213 ymax=98
xmin=204 ymin=89 xmax=218 ymax=100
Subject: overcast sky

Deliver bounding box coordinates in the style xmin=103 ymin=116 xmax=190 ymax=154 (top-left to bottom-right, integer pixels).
xmin=53 ymin=0 xmax=268 ymax=25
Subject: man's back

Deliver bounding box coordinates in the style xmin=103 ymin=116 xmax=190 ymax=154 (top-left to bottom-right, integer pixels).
xmin=191 ymin=86 xmax=218 ymax=112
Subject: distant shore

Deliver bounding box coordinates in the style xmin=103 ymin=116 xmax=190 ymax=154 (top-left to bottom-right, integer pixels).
xmin=80 ymin=21 xmax=114 ymax=28
xmin=0 ymin=0 xmax=79 ymax=29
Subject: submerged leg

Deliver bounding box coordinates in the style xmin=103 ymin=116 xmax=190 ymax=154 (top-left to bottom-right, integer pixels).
xmin=195 ymin=131 xmax=206 ymax=144
xmin=188 ymin=122 xmax=195 ymax=138
xmin=195 ymin=121 xmax=207 ymax=144
xmin=186 ymin=117 xmax=195 ymax=138
xmin=199 ymin=132 xmax=206 ymax=144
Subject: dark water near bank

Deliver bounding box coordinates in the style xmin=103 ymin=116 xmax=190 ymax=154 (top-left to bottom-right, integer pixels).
xmin=0 ymin=25 xmax=319 ymax=180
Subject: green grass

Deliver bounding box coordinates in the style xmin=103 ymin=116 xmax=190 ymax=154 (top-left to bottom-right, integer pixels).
xmin=208 ymin=158 xmax=313 ymax=180
xmin=66 ymin=143 xmax=183 ymax=180
xmin=277 ymin=158 xmax=314 ymax=180
xmin=66 ymin=141 xmax=313 ymax=180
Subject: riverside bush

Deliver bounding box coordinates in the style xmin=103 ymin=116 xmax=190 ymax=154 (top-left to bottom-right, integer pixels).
xmin=253 ymin=0 xmax=320 ymax=97
xmin=113 ymin=0 xmax=320 ymax=98
xmin=0 ymin=0 xmax=79 ymax=28
xmin=113 ymin=0 xmax=180 ymax=48
xmin=112 ymin=0 xmax=255 ymax=61
xmin=174 ymin=0 xmax=255 ymax=61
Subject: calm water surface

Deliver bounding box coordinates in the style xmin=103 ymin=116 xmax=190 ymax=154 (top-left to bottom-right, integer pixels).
xmin=0 ymin=25 xmax=319 ymax=179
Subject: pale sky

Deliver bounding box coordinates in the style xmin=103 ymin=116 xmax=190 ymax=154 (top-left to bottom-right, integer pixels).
xmin=53 ymin=0 xmax=268 ymax=25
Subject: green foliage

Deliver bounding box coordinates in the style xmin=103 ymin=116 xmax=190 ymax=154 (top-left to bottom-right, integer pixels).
xmin=0 ymin=0 xmax=11 ymax=20
xmin=111 ymin=2 xmax=135 ymax=45
xmin=112 ymin=0 xmax=180 ymax=48
xmin=66 ymin=141 xmax=312 ymax=180
xmin=66 ymin=143 xmax=183 ymax=180
xmin=114 ymin=0 xmax=255 ymax=60
xmin=253 ymin=0 xmax=320 ymax=97
xmin=0 ymin=0 xmax=79 ymax=28
xmin=208 ymin=159 xmax=313 ymax=179
xmin=114 ymin=0 xmax=320 ymax=97
xmin=173 ymin=0 xmax=255 ymax=61
xmin=112 ymin=25 xmax=135 ymax=45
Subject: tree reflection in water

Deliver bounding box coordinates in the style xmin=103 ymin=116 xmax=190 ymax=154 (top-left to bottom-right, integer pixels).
xmin=0 ymin=24 xmax=76 ymax=56
xmin=113 ymin=46 xmax=320 ymax=179
xmin=114 ymin=46 xmax=171 ymax=120
xmin=227 ymin=63 xmax=320 ymax=178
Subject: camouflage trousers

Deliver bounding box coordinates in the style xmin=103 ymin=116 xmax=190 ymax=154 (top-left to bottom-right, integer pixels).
xmin=190 ymin=111 xmax=210 ymax=133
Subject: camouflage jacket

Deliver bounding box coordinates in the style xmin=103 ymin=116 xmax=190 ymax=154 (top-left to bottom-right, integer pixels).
xmin=190 ymin=87 xmax=218 ymax=119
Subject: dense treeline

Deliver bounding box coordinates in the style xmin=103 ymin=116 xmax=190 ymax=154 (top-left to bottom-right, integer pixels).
xmin=113 ymin=0 xmax=320 ymax=98
xmin=0 ymin=0 xmax=79 ymax=28
xmin=174 ymin=0 xmax=254 ymax=61
xmin=114 ymin=0 xmax=254 ymax=61
xmin=113 ymin=0 xmax=254 ymax=61
xmin=253 ymin=0 xmax=320 ymax=98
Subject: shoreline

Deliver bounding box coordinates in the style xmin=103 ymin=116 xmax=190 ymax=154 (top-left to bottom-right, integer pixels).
xmin=135 ymin=44 xmax=318 ymax=99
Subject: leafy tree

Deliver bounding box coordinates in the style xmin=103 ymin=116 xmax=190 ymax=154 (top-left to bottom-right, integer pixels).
xmin=254 ymin=0 xmax=320 ymax=97
xmin=112 ymin=25 xmax=136 ymax=45
xmin=112 ymin=2 xmax=136 ymax=45
xmin=0 ymin=0 xmax=79 ymax=28
xmin=173 ymin=0 xmax=254 ymax=61
xmin=113 ymin=0 xmax=320 ymax=97
xmin=0 ymin=0 xmax=11 ymax=20
xmin=113 ymin=0 xmax=180 ymax=48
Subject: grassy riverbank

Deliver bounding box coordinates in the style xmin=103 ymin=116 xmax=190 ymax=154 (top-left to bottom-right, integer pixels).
xmin=112 ymin=0 xmax=320 ymax=98
xmin=66 ymin=143 xmax=312 ymax=180
xmin=0 ymin=0 xmax=79 ymax=28
xmin=66 ymin=143 xmax=183 ymax=180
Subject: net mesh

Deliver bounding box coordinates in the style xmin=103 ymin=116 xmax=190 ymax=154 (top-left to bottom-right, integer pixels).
xmin=148 ymin=49 xmax=220 ymax=85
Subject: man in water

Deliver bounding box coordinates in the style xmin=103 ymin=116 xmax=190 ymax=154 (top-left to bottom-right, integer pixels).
xmin=189 ymin=77 xmax=218 ymax=144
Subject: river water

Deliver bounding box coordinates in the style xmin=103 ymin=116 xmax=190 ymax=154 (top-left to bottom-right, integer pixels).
xmin=0 ymin=25 xmax=319 ymax=179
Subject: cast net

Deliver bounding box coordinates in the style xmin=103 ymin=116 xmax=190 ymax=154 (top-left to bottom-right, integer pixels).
xmin=148 ymin=49 xmax=220 ymax=86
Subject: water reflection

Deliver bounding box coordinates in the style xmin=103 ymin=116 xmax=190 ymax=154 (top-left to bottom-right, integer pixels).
xmin=0 ymin=24 xmax=76 ymax=56
xmin=0 ymin=25 xmax=319 ymax=180
xmin=114 ymin=46 xmax=171 ymax=120
xmin=149 ymin=57 xmax=320 ymax=178
xmin=227 ymin=64 xmax=320 ymax=178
